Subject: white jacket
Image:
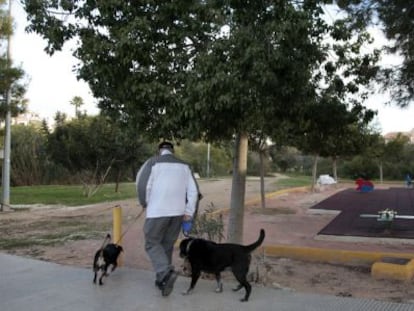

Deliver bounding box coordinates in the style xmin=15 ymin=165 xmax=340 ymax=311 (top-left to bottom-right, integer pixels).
xmin=136 ymin=150 xmax=199 ymax=218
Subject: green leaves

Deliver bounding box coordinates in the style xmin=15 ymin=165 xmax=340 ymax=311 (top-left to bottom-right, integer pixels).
xmin=22 ymin=1 xmax=322 ymax=142
xmin=0 ymin=0 xmax=12 ymax=39
xmin=337 ymin=0 xmax=414 ymax=107
xmin=0 ymin=1 xmax=27 ymax=119
xmin=21 ymin=0 xmax=380 ymax=150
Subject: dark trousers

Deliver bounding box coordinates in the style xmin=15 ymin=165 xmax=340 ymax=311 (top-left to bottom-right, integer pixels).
xmin=143 ymin=216 xmax=182 ymax=282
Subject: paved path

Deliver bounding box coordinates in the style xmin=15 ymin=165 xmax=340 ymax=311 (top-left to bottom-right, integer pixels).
xmin=1 ymin=253 xmax=414 ymax=311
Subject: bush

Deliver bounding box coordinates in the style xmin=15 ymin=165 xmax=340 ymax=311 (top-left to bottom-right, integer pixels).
xmin=191 ymin=203 xmax=225 ymax=242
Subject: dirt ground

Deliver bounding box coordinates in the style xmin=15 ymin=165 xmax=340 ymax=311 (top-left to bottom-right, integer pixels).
xmin=1 ymin=176 xmax=414 ymax=304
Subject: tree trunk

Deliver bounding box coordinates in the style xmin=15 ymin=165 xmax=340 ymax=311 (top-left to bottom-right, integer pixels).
xmin=114 ymin=168 xmax=121 ymax=193
xmin=379 ymin=162 xmax=383 ymax=184
xmin=311 ymin=154 xmax=319 ymax=192
xmin=227 ymin=132 xmax=248 ymax=244
xmin=259 ymin=150 xmax=266 ymax=209
xmin=332 ymin=156 xmax=338 ymax=181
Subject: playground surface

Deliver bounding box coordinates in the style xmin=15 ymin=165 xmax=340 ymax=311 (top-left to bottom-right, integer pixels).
xmin=1 ymin=177 xmax=414 ymax=304
xmin=315 ymin=187 xmax=414 ymax=239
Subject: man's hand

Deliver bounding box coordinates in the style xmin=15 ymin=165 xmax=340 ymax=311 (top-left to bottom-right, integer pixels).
xmin=182 ymin=217 xmax=193 ymax=236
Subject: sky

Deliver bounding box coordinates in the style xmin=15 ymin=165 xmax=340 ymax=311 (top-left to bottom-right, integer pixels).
xmin=11 ymin=2 xmax=99 ymax=124
xmin=9 ymin=2 xmax=414 ymax=134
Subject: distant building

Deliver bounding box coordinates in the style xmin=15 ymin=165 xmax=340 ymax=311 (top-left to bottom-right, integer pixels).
xmin=0 ymin=111 xmax=44 ymax=129
xmin=11 ymin=111 xmax=42 ymax=126
xmin=384 ymin=129 xmax=414 ymax=143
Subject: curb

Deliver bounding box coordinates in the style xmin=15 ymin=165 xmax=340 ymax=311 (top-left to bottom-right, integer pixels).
xmin=263 ymin=244 xmax=414 ymax=266
xmin=208 ymin=186 xmax=309 ymax=216
xmin=372 ymin=258 xmax=414 ymax=281
xmin=245 ymin=186 xmax=309 ymax=206
xmin=262 ymin=244 xmax=414 ymax=282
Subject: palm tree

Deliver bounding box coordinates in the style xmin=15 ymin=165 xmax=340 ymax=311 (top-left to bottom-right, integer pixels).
xmin=70 ymin=96 xmax=84 ymax=117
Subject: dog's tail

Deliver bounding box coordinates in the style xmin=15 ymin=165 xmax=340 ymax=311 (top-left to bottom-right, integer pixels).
xmin=99 ymin=233 xmax=111 ymax=251
xmin=244 ymin=229 xmax=265 ymax=253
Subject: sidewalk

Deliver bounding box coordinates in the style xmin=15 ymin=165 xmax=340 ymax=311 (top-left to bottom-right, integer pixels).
xmin=1 ymin=253 xmax=414 ymax=311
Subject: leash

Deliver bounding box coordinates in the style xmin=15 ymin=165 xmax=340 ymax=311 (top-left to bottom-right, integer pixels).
xmin=97 ymin=233 xmax=112 ymax=258
xmin=99 ymin=233 xmax=111 ymax=249
xmin=113 ymin=207 xmax=145 ymax=245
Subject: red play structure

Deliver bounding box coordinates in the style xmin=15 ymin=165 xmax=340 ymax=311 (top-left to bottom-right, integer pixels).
xmin=355 ymin=177 xmax=374 ymax=192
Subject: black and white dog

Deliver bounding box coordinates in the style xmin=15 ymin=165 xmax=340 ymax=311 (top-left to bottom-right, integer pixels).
xmin=93 ymin=234 xmax=123 ymax=285
xmin=179 ymin=229 xmax=265 ymax=302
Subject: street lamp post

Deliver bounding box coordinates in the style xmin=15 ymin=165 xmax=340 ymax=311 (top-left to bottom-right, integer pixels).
xmin=206 ymin=143 xmax=211 ymax=178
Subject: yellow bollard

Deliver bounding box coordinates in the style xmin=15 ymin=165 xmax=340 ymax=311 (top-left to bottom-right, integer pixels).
xmin=113 ymin=205 xmax=123 ymax=266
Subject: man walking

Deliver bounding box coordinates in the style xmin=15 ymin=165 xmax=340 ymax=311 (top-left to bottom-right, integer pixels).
xmin=136 ymin=141 xmax=200 ymax=296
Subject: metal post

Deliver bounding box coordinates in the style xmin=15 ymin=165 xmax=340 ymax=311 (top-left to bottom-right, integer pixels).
xmin=112 ymin=205 xmax=122 ymax=265
xmin=206 ymin=143 xmax=211 ymax=178
xmin=1 ymin=0 xmax=12 ymax=212
xmin=2 ymin=95 xmax=11 ymax=211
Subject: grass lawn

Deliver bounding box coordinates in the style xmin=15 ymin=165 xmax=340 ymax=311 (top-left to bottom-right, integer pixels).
xmin=3 ymin=175 xmax=341 ymax=206
xmin=9 ymin=183 xmax=137 ymax=206
xmin=272 ymin=174 xmax=313 ymax=188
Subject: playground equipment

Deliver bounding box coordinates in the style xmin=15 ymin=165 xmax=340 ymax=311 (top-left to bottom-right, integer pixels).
xmin=355 ymin=177 xmax=374 ymax=192
xmin=360 ymin=208 xmax=414 ymax=222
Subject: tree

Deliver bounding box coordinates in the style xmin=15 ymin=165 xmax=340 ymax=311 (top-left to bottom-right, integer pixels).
xmin=295 ymin=99 xmax=376 ymax=190
xmin=8 ymin=114 xmax=152 ymax=187
xmin=326 ymin=121 xmax=373 ymax=181
xmin=22 ymin=1 xmax=326 ymax=242
xmin=47 ymin=115 xmax=150 ymax=196
xmin=0 ymin=0 xmax=27 ymax=119
xmin=54 ymin=111 xmax=67 ymax=126
xmin=24 ymin=1 xmax=380 ymax=242
xmin=249 ymin=133 xmax=269 ymax=209
xmin=108 ymin=125 xmax=153 ymax=192
xmin=23 ymin=1 xmax=220 ymax=137
xmin=337 ymin=1 xmax=414 ymax=107
xmin=173 ymin=140 xmax=232 ymax=178
xmin=182 ymin=2 xmax=325 ymax=242
xmin=10 ymin=124 xmax=48 ymax=185
xmin=401 ymin=143 xmax=414 ymax=179
xmin=293 ymin=8 xmax=379 ymax=189
xmin=269 ymin=145 xmax=300 ymax=173
xmin=70 ymin=96 xmax=84 ymax=117
xmin=354 ymin=132 xmax=409 ymax=182
xmin=382 ymin=133 xmax=409 ymax=176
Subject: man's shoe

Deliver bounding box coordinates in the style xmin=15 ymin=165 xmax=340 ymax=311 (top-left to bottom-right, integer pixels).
xmin=160 ymin=270 xmax=178 ymax=297
xmin=155 ymin=280 xmax=162 ymax=289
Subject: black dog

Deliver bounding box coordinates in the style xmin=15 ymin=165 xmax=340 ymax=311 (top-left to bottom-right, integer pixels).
xmin=179 ymin=229 xmax=265 ymax=302
xmin=93 ymin=234 xmax=123 ymax=285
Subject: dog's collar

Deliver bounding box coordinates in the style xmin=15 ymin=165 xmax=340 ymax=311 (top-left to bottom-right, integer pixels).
xmin=186 ymin=239 xmax=194 ymax=255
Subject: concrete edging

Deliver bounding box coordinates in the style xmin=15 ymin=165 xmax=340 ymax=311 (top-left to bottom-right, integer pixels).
xmin=263 ymin=244 xmax=414 ymax=282
xmin=372 ymin=258 xmax=414 ymax=281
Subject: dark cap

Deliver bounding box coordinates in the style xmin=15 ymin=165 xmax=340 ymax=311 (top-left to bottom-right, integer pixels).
xmin=158 ymin=141 xmax=174 ymax=150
